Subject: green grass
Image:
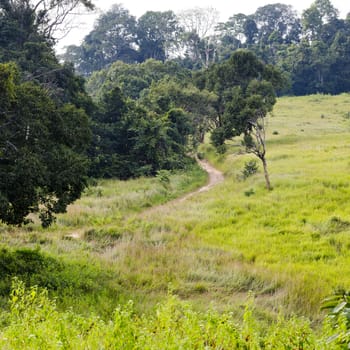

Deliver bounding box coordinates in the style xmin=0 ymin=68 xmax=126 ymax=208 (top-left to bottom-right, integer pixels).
xmin=0 ymin=163 xmax=208 ymax=316
xmin=2 ymin=94 xmax=350 ymax=347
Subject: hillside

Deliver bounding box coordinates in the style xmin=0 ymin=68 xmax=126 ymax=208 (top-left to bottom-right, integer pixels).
xmin=1 ymin=94 xmax=350 ymax=347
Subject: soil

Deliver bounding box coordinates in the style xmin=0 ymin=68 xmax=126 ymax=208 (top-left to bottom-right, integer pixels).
xmin=140 ymin=159 xmax=224 ymax=218
xmin=178 ymin=159 xmax=224 ymax=202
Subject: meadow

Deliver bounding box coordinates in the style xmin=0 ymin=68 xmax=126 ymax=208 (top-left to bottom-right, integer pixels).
xmin=1 ymin=94 xmax=350 ymax=347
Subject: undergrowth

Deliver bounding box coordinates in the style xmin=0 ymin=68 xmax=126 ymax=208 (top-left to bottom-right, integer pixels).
xmin=0 ymin=280 xmax=343 ymax=349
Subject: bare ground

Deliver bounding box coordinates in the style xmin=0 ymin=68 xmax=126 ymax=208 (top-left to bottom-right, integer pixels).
xmin=140 ymin=159 xmax=224 ymax=217
xmin=179 ymin=159 xmax=224 ymax=202
xmin=64 ymin=160 xmax=224 ymax=238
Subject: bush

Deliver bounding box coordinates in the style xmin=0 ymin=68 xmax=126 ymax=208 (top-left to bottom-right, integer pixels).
xmin=0 ymin=246 xmax=115 ymax=312
xmin=242 ymin=160 xmax=259 ymax=180
xmin=0 ymin=247 xmax=62 ymax=296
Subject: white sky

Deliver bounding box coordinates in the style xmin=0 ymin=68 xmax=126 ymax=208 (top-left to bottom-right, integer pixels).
xmin=57 ymin=0 xmax=350 ymax=51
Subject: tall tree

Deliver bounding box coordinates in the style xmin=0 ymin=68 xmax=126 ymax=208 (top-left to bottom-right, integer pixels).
xmin=0 ymin=63 xmax=91 ymax=226
xmin=302 ymin=0 xmax=339 ymax=41
xmin=253 ymin=3 xmax=301 ymax=46
xmin=177 ymin=7 xmax=219 ymax=68
xmin=206 ymin=50 xmax=283 ymax=190
xmin=61 ymin=4 xmax=138 ymax=76
xmin=137 ymin=11 xmax=182 ymax=62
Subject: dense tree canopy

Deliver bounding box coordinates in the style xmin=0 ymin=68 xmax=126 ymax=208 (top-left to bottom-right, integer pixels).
xmin=0 ymin=0 xmax=94 ymax=227
xmin=61 ymin=0 xmax=350 ymax=95
xmin=0 ymin=63 xmax=91 ymax=226
xmin=62 ymin=4 xmax=138 ymax=76
xmin=88 ymin=86 xmax=194 ymax=179
xmin=86 ymin=59 xmax=192 ymax=101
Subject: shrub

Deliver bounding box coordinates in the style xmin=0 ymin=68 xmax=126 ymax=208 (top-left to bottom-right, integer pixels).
xmin=242 ymin=160 xmax=259 ymax=180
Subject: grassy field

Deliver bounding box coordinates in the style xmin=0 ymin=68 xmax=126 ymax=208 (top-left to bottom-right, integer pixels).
xmin=2 ymin=94 xmax=350 ymax=347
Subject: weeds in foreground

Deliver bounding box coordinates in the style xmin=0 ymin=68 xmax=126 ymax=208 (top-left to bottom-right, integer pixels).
xmin=0 ymin=279 xmax=343 ymax=349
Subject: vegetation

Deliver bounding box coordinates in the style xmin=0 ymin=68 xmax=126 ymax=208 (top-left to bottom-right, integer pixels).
xmin=0 ymin=0 xmax=204 ymax=225
xmin=203 ymin=50 xmax=283 ymax=189
xmin=88 ymin=85 xmax=195 ymax=179
xmin=0 ymin=280 xmax=326 ymax=349
xmin=0 ymin=62 xmax=91 ymax=227
xmin=0 ymin=94 xmax=349 ymax=348
xmin=63 ymin=0 xmax=350 ymax=96
xmin=0 ymin=0 xmax=96 ymax=227
xmin=2 ymin=0 xmax=350 ymax=347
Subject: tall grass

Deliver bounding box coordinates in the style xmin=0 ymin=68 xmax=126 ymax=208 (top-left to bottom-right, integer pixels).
xmin=1 ymin=94 xmax=350 ymax=343
xmin=1 ymin=279 xmax=342 ymax=349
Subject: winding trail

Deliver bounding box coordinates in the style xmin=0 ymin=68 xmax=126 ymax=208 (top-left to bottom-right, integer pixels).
xmin=140 ymin=159 xmax=224 ymax=217
xmin=64 ymin=160 xmax=224 ymax=239
xmin=179 ymin=159 xmax=224 ymax=202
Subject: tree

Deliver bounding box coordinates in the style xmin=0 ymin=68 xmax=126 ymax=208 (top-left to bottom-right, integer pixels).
xmin=217 ymin=13 xmax=253 ymax=47
xmin=177 ymin=7 xmax=220 ymax=68
xmin=302 ymin=0 xmax=339 ymax=41
xmin=0 ymin=0 xmax=96 ymax=227
xmin=241 ymin=80 xmax=276 ymax=190
xmin=137 ymin=11 xmax=182 ymax=61
xmin=141 ymin=79 xmax=217 ymax=145
xmin=0 ymin=63 xmax=91 ymax=226
xmin=89 ymin=86 xmax=194 ymax=179
xmin=61 ymin=4 xmax=138 ymax=76
xmin=0 ymin=0 xmax=94 ymax=43
xmin=253 ymin=4 xmax=301 ymax=46
xmin=206 ymin=50 xmax=283 ymax=190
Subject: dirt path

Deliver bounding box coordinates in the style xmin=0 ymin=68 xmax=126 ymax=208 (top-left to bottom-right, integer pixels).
xmin=140 ymin=159 xmax=224 ymax=218
xmin=64 ymin=160 xmax=224 ymax=239
xmin=178 ymin=159 xmax=224 ymax=202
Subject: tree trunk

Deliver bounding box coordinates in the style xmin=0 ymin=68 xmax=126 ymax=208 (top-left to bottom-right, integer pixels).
xmin=261 ymin=156 xmax=272 ymax=191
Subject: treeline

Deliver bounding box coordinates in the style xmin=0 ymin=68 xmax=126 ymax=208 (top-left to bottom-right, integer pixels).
xmin=2 ymin=0 xmax=280 ymax=226
xmin=62 ymin=0 xmax=350 ymax=95
xmin=0 ymin=0 xmax=332 ymax=227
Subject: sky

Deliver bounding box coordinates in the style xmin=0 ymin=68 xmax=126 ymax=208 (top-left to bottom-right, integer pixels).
xmin=56 ymin=0 xmax=350 ymax=51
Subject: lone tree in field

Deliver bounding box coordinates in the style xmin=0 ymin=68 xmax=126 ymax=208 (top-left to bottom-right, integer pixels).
xmin=205 ymin=50 xmax=284 ymax=190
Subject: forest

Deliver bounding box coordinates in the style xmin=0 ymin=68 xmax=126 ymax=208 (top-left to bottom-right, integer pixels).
xmin=1 ymin=0 xmax=350 ymax=348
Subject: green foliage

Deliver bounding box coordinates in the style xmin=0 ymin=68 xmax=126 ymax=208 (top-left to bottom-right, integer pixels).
xmin=0 ymin=246 xmax=118 ymax=314
xmin=0 ymin=0 xmax=95 ymax=227
xmin=86 ymin=59 xmax=191 ymax=101
xmin=0 ymin=64 xmax=91 ymax=226
xmin=156 ymin=170 xmax=171 ymax=190
xmin=1 ymin=279 xmax=107 ymax=349
xmin=206 ymin=50 xmax=280 ymax=147
xmin=89 ymin=85 xmax=194 ymax=179
xmin=0 ymin=281 xmax=331 ymax=349
xmin=141 ymin=78 xmax=217 ymax=145
xmin=321 ymin=289 xmax=350 ymax=347
xmin=0 ymin=247 xmax=61 ymax=296
xmin=242 ymin=160 xmax=259 ymax=179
